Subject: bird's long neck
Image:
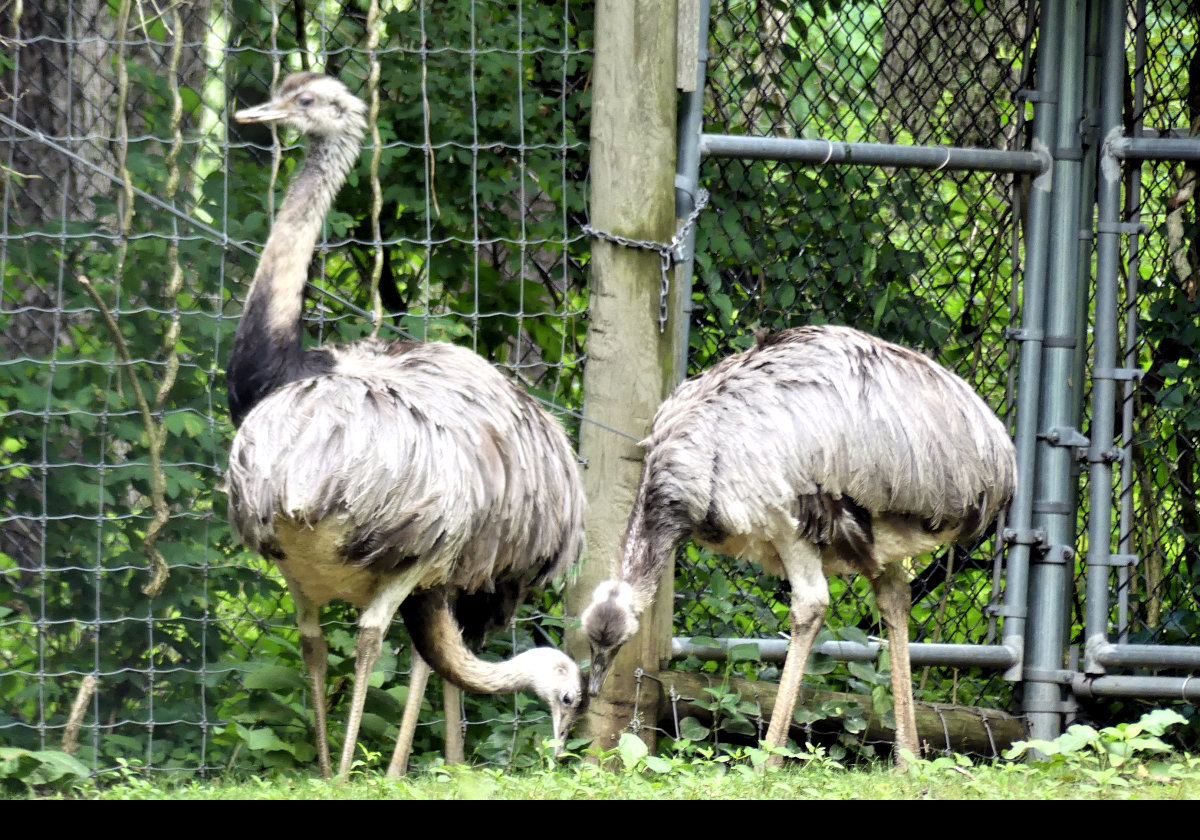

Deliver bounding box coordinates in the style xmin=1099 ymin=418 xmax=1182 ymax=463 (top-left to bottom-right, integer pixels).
xmin=400 ymin=591 xmax=542 ymax=695
xmin=227 ymin=130 xmax=361 ymax=423
xmin=620 ymin=483 xmax=689 ymax=616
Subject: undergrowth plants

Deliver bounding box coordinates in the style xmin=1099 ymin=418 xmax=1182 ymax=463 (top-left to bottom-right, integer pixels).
xmin=1003 ymin=708 xmax=1200 ymax=785
xmin=4 ymin=707 xmax=1198 ymax=799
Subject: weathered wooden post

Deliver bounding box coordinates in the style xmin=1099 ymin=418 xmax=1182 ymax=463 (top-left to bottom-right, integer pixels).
xmin=564 ymin=0 xmax=681 ymax=755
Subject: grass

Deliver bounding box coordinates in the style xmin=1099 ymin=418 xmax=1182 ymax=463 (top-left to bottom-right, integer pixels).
xmin=11 ymin=709 xmax=1200 ymax=800
xmin=20 ymin=746 xmax=1200 ymax=800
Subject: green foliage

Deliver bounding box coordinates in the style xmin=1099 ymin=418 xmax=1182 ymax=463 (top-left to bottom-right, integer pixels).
xmin=0 ymin=748 xmax=90 ymax=796
xmin=43 ymin=748 xmax=1200 ymax=800
xmin=1005 ymin=709 xmax=1192 ymax=776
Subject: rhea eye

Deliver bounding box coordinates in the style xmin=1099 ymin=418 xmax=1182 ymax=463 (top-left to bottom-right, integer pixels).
xmin=298 ymin=95 xmax=314 ymax=107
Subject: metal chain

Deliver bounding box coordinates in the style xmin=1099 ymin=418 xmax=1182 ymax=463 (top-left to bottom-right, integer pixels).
xmin=582 ymin=188 xmax=710 ymax=331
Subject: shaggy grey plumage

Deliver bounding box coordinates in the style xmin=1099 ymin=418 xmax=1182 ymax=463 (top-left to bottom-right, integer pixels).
xmin=582 ymin=325 xmax=1016 ymax=766
xmin=226 ymin=73 xmax=585 ymax=778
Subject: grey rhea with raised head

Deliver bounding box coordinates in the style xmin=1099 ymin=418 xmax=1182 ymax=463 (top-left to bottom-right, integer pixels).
xmin=225 ymin=72 xmax=586 ymax=778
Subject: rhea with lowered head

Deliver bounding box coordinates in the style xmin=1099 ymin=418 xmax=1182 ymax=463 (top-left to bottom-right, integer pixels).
xmin=582 ymin=326 xmax=1015 ymax=767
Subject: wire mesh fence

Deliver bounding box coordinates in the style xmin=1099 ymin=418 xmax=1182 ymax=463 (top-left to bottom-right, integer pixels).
xmin=1 ymin=0 xmax=591 ymax=775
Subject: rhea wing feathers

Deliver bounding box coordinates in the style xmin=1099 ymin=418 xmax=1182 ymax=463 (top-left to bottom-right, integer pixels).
xmin=227 ymin=339 xmax=584 ymax=594
xmin=641 ymin=326 xmax=1015 ymax=544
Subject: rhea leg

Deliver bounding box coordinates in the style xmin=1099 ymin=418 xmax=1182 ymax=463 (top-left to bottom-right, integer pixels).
xmin=764 ymin=542 xmax=829 ymax=769
xmin=337 ymin=571 xmax=424 ymax=776
xmin=871 ymin=562 xmax=920 ymax=766
xmin=280 ymin=576 xmax=334 ymax=779
xmin=386 ymin=650 xmax=432 ymax=777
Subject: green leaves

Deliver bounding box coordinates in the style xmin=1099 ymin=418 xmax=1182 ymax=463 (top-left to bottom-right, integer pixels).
xmin=242 ymin=664 xmax=308 ymax=692
xmin=0 ymin=748 xmax=90 ymax=795
xmin=616 ymin=733 xmax=649 ymax=769
xmin=1005 ymin=709 xmax=1190 ymax=771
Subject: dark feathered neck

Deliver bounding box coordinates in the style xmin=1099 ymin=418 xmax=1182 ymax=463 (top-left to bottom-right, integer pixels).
xmin=620 ymin=484 xmax=690 ymax=615
xmin=226 ymin=128 xmax=361 ymax=425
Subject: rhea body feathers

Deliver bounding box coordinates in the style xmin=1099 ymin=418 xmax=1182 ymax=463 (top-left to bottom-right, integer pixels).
xmin=229 ymin=340 xmax=582 ymax=597
xmin=225 ymin=73 xmax=585 ymax=777
xmin=581 ymin=325 xmax=1016 ymax=765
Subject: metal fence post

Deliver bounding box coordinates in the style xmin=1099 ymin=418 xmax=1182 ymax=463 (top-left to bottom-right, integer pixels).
xmin=671 ymin=0 xmax=711 ymax=383
xmin=1023 ymin=0 xmax=1090 ymax=743
xmin=1082 ymin=0 xmax=1129 ymax=674
xmin=1000 ymin=0 xmax=1061 ymax=688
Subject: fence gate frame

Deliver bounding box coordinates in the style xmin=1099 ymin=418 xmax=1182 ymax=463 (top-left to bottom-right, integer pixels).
xmin=652 ymin=0 xmax=1200 ymax=748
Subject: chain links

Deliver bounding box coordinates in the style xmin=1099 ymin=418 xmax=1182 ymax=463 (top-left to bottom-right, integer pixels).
xmin=583 ymin=188 xmax=711 ymax=331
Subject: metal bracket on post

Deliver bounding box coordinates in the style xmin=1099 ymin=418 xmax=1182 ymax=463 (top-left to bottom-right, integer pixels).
xmin=1037 ymin=426 xmax=1090 ymax=448
xmin=1041 ymin=334 xmax=1077 ymax=349
xmin=1037 ymin=426 xmax=1090 ymax=463
xmin=987 ymin=603 xmax=1026 ymax=619
xmin=1088 ymin=553 xmax=1139 ymax=568
xmin=1096 ymin=221 xmax=1148 ymax=235
xmin=1085 ymin=445 xmax=1123 ymax=464
xmin=1039 ymin=544 xmax=1076 ymax=566
xmin=1003 ymin=527 xmax=1047 ymax=550
xmin=1017 ymin=88 xmax=1055 ymax=104
xmin=1032 ymin=500 xmax=1073 ymax=516
xmin=1003 ymin=326 xmax=1043 ymax=343
xmin=1020 ymin=668 xmax=1079 ymax=715
xmin=1092 ymin=367 xmax=1145 ymax=382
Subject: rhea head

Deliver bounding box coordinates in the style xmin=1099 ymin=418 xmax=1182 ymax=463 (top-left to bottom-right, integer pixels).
xmin=521 ymin=647 xmax=588 ymax=755
xmin=234 ymin=71 xmax=368 ymax=138
xmin=579 ymin=580 xmax=640 ymax=696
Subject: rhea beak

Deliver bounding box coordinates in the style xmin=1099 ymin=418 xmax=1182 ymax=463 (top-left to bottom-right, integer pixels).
xmin=550 ymin=709 xmax=570 ymax=759
xmin=551 ymin=702 xmax=581 ymax=759
xmin=234 ymin=102 xmax=290 ymax=124
xmin=587 ymin=649 xmax=611 ymax=697
xmin=549 ymin=672 xmax=587 ymax=759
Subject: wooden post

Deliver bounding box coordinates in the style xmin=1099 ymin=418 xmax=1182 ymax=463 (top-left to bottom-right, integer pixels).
xmin=564 ymin=0 xmax=680 ymax=757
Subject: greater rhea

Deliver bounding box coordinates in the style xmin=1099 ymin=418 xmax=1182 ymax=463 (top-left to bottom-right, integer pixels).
xmin=581 ymin=326 xmax=1016 ymax=767
xmin=226 ymin=72 xmax=585 ymax=777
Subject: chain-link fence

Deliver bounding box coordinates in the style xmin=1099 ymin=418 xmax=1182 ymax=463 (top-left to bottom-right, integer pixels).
xmin=668 ymin=0 xmax=1198 ymax=756
xmin=665 ymin=0 xmax=1029 ymax=758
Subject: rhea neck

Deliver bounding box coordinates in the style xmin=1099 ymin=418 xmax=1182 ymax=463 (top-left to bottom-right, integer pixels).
xmin=619 ymin=490 xmax=689 ymax=615
xmin=227 ymin=128 xmax=361 ymax=425
xmin=400 ymin=591 xmax=555 ymax=695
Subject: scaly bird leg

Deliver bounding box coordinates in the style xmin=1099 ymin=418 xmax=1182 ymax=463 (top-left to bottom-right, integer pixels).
xmin=337 ymin=571 xmax=425 ymax=776
xmin=338 ymin=625 xmax=385 ymax=776
xmin=765 ymin=542 xmax=829 ymax=769
xmin=301 ymin=633 xmax=332 ymax=779
xmin=871 ymin=562 xmax=920 ymax=767
xmin=386 ymin=650 xmax=432 ymax=777
xmin=283 ymin=576 xmax=332 ymax=779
